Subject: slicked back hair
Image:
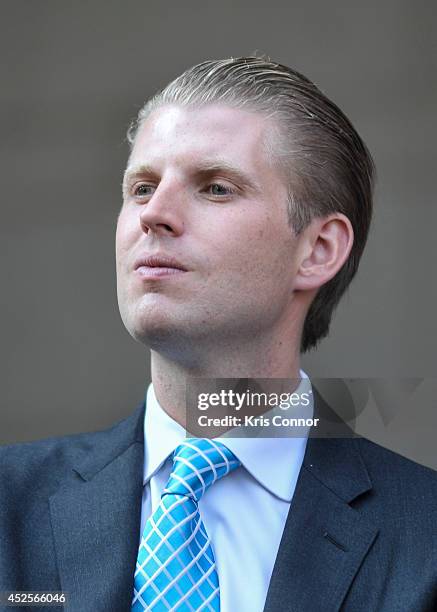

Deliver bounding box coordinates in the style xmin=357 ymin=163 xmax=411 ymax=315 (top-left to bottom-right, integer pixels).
xmin=127 ymin=57 xmax=375 ymax=352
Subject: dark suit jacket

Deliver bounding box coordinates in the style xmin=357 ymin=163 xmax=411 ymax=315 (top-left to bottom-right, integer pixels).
xmin=1 ymin=395 xmax=436 ymax=612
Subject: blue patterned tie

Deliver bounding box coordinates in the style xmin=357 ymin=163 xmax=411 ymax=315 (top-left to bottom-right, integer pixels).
xmin=132 ymin=438 xmax=240 ymax=611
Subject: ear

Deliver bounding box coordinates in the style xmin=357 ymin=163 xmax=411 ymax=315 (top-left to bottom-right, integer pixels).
xmin=294 ymin=213 xmax=354 ymax=292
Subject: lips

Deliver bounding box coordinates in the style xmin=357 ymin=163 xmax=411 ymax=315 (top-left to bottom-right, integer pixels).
xmin=133 ymin=254 xmax=188 ymax=272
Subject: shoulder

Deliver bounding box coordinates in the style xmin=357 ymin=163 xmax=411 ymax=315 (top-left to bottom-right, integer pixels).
xmin=306 ymin=432 xmax=437 ymax=523
xmin=355 ymin=435 xmax=437 ymax=486
xmin=0 ymin=429 xmax=99 ymax=496
xmin=0 ymin=403 xmax=145 ymax=498
xmin=353 ymin=436 xmax=437 ymax=516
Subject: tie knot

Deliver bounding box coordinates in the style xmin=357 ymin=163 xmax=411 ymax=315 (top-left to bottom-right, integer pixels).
xmin=163 ymin=438 xmax=240 ymax=503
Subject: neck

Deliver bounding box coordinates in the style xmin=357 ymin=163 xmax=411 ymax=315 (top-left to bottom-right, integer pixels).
xmin=150 ymin=326 xmax=302 ymax=429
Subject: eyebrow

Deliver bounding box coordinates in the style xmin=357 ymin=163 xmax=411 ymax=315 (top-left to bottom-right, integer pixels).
xmin=122 ymin=159 xmax=260 ymax=195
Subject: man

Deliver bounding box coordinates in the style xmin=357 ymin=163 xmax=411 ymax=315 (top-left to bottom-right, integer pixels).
xmin=0 ymin=57 xmax=436 ymax=611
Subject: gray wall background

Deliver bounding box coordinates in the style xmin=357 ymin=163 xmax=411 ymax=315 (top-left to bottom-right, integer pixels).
xmin=1 ymin=1 xmax=436 ymax=466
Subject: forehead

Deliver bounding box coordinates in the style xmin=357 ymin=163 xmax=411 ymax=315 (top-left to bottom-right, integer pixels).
xmin=127 ymin=104 xmax=276 ymax=173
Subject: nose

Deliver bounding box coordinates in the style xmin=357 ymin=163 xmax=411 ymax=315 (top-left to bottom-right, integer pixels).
xmin=139 ymin=182 xmax=185 ymax=237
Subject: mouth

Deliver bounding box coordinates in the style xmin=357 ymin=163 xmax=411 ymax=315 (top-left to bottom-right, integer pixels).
xmin=133 ymin=254 xmax=189 ymax=279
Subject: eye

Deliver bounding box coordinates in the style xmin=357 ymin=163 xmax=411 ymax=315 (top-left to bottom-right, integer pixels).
xmin=206 ymin=183 xmax=236 ymax=197
xmin=134 ymin=184 xmax=156 ymax=197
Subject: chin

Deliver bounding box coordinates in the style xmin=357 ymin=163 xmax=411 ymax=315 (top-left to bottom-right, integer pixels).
xmin=131 ymin=321 xmax=177 ymax=347
xmin=123 ymin=305 xmax=193 ymax=351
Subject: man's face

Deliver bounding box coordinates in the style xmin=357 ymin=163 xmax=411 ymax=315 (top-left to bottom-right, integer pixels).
xmin=116 ymin=104 xmax=303 ymax=352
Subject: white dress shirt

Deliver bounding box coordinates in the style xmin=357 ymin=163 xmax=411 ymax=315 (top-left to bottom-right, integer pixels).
xmin=139 ymin=372 xmax=313 ymax=612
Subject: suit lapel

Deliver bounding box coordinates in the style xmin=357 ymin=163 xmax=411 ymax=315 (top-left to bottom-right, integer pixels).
xmin=49 ymin=404 xmax=145 ymax=612
xmin=264 ymin=392 xmax=379 ymax=612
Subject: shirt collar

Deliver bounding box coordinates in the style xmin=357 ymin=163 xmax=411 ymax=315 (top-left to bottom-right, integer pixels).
xmin=143 ymin=371 xmax=312 ymax=502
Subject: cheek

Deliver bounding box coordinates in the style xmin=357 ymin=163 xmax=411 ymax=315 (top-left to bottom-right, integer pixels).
xmin=223 ymin=212 xmax=292 ymax=261
xmin=115 ymin=211 xmax=137 ymax=258
xmin=244 ymin=235 xmax=297 ymax=305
